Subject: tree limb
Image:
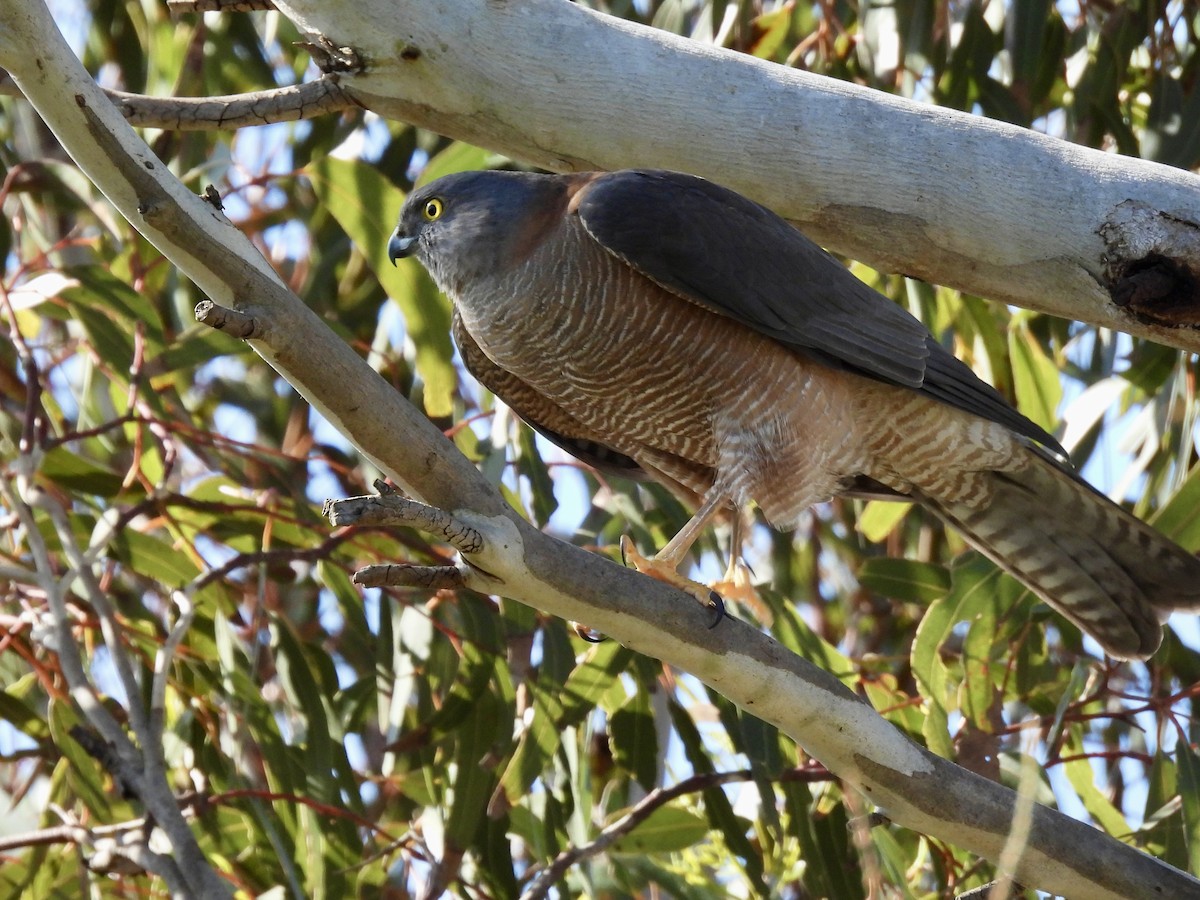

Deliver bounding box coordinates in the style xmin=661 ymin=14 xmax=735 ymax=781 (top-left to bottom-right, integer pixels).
xmin=273 ymin=0 xmax=1200 ymax=351
xmin=2 ymin=4 xmax=1197 ymax=898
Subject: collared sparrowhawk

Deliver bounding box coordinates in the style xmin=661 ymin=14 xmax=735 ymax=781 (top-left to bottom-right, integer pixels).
xmin=388 ymin=168 xmax=1200 ymax=659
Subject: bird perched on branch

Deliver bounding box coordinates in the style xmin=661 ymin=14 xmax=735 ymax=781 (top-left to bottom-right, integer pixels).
xmin=389 ymin=168 xmax=1200 ymax=659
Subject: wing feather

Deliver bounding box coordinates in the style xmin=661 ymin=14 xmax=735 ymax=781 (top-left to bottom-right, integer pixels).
xmin=575 ymin=170 xmax=1065 ymax=457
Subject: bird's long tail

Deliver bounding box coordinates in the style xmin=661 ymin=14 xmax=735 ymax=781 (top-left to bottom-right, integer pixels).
xmin=920 ymin=452 xmax=1200 ymax=659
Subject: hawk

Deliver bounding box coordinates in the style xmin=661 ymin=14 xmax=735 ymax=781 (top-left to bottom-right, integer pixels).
xmin=389 ymin=168 xmax=1200 ymax=659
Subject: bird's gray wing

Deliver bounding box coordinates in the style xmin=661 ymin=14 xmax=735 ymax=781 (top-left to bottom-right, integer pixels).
xmin=575 ymin=169 xmax=1065 ymax=458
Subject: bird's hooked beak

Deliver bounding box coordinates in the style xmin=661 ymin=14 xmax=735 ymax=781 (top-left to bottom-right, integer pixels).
xmin=388 ymin=230 xmax=418 ymax=266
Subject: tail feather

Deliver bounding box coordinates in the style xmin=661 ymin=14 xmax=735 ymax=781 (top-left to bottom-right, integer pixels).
xmin=922 ymin=453 xmax=1200 ymax=659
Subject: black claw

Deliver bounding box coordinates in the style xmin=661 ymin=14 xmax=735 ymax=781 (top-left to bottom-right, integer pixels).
xmin=706 ymin=591 xmax=725 ymax=629
xmin=620 ymin=542 xmax=629 ymax=568
xmin=574 ymin=622 xmax=607 ymax=643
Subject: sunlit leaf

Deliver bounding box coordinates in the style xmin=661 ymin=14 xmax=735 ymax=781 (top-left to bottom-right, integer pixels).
xmin=307 ymin=156 xmax=456 ymax=417
xmin=416 ymin=142 xmax=495 ymax=186
xmin=1063 ymin=749 xmax=1130 ymax=837
xmin=1008 ymin=318 xmax=1063 ymax=434
xmin=858 ymin=557 xmax=950 ymax=604
xmin=1177 ymin=739 xmax=1200 ymax=875
xmin=38 ymin=446 xmax=128 ymax=497
xmin=609 ymin=804 xmax=709 ymax=854
xmin=858 ymin=500 xmax=912 ymax=542
xmin=1150 ymin=462 xmax=1200 ymax=551
xmin=610 ymin=690 xmax=658 ymax=791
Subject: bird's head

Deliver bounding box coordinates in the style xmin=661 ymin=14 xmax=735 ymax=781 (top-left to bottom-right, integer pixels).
xmin=389 ymin=170 xmax=567 ymax=294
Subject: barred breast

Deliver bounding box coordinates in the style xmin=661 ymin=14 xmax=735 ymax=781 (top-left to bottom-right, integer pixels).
xmin=451 ymin=215 xmax=869 ymax=526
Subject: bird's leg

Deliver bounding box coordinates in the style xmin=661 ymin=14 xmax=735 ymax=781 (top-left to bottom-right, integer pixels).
xmin=619 ymin=491 xmax=727 ymax=624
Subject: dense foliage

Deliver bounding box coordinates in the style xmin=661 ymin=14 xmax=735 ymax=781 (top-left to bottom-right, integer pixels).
xmin=1 ymin=0 xmax=1199 ymax=896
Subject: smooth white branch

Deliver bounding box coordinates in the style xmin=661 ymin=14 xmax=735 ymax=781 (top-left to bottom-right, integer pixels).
xmin=273 ymin=0 xmax=1200 ymax=351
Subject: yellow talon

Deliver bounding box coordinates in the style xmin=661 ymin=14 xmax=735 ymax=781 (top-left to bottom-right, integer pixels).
xmin=619 ymin=535 xmax=725 ymax=624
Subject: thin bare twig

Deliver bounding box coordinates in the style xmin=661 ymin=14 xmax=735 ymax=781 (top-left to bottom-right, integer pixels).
xmin=190 ymin=531 xmax=355 ymax=593
xmin=40 ymin=495 xmax=151 ymax=742
xmin=521 ymin=766 xmax=831 ymax=900
xmin=0 ymin=823 xmax=89 ymax=852
xmin=108 ymin=79 xmax=356 ymax=131
xmin=167 ymin=0 xmax=275 ymax=13
xmin=147 ymin=592 xmax=195 ymax=776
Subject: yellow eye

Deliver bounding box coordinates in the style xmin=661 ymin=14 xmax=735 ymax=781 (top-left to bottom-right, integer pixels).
xmin=422 ymin=198 xmax=444 ymax=221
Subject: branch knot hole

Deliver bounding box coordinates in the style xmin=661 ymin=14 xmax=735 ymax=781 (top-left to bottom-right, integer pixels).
xmin=1100 ymin=202 xmax=1200 ymax=328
